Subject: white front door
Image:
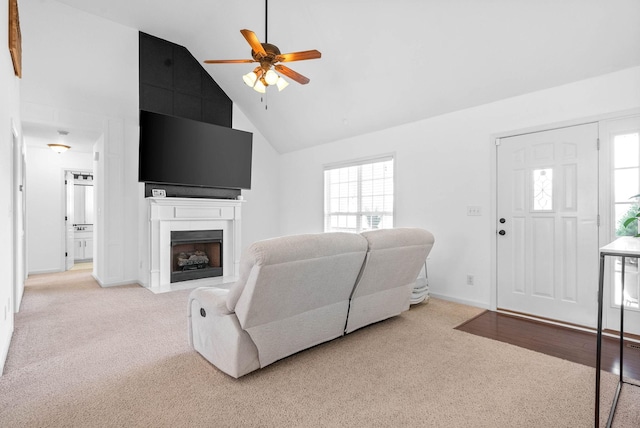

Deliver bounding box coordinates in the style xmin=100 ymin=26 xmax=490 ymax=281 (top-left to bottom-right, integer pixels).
xmin=497 ymin=123 xmax=599 ymax=327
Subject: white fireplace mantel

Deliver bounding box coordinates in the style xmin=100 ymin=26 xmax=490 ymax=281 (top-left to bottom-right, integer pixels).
xmin=146 ymin=197 xmax=243 ymax=293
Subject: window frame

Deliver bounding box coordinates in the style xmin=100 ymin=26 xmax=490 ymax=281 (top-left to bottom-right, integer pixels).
xmin=612 ymin=130 xmax=640 ymax=238
xmin=323 ymin=154 xmax=396 ymax=233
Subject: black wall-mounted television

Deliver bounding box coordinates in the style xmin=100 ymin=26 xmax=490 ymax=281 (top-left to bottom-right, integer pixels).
xmin=138 ymin=110 xmax=253 ymax=191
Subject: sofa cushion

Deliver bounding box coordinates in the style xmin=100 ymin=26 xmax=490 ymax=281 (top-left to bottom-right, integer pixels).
xmin=345 ymin=228 xmax=435 ymax=333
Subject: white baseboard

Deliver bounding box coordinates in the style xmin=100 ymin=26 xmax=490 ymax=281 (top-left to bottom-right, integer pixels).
xmin=28 ymin=268 xmax=63 ymax=275
xmin=92 ymin=273 xmax=143 ymax=288
xmin=429 ymin=292 xmax=490 ymax=310
xmin=0 ymin=325 xmax=13 ymax=378
xmin=15 ymin=284 xmax=23 ymax=313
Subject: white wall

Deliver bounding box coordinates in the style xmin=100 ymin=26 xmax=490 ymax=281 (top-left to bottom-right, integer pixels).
xmin=20 ymin=1 xmax=139 ymax=119
xmin=1 ymin=0 xmax=22 ymax=372
xmin=279 ymin=66 xmax=640 ymax=308
xmin=232 ymin=105 xmax=282 ymax=248
xmin=25 ymin=144 xmax=93 ymax=274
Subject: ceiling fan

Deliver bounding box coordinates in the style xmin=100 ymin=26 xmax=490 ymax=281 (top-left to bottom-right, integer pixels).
xmin=203 ymin=2 xmax=321 ymax=93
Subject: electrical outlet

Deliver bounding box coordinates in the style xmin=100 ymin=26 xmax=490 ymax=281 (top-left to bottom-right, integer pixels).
xmin=466 ymin=275 xmax=475 ymax=286
xmin=467 ymin=206 xmax=482 ymax=216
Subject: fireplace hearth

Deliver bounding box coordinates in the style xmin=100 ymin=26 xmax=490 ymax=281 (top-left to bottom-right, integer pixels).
xmin=170 ymin=230 xmax=223 ymax=283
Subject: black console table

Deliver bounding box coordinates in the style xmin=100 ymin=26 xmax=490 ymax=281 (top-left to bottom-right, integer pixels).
xmin=596 ymin=237 xmax=640 ymax=427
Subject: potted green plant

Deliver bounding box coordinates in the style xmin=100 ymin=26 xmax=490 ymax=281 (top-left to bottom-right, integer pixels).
xmin=621 ymin=194 xmax=640 ymax=237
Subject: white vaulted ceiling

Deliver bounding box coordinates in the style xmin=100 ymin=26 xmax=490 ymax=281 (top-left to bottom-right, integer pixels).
xmin=31 ymin=0 xmax=640 ymax=153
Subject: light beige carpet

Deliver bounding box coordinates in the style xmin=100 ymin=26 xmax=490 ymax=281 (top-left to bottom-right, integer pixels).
xmin=1 ymin=270 xmax=639 ymax=427
xmin=69 ymin=262 xmax=93 ymax=271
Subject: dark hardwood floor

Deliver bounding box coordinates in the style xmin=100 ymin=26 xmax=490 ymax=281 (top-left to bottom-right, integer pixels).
xmin=456 ymin=311 xmax=640 ymax=380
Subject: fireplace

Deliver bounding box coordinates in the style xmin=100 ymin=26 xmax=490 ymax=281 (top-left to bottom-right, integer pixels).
xmin=170 ymin=230 xmax=223 ymax=283
xmin=146 ymin=197 xmax=243 ymax=293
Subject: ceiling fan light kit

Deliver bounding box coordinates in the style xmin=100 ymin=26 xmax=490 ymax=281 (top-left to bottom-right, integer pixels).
xmin=275 ymin=76 xmax=289 ymax=91
xmin=264 ymin=69 xmax=279 ymax=85
xmin=242 ymin=67 xmax=262 ymax=87
xmin=243 ymin=67 xmax=288 ymax=92
xmin=253 ymin=78 xmax=267 ymax=94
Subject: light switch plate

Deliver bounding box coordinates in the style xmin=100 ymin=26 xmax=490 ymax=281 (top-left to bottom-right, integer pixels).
xmin=467 ymin=205 xmax=482 ymax=216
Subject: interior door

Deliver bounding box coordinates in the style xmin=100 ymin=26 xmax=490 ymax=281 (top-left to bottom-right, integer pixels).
xmin=497 ymin=123 xmax=599 ymax=327
xmin=65 ymin=171 xmax=75 ymax=270
xmin=12 ymin=130 xmax=26 ymax=310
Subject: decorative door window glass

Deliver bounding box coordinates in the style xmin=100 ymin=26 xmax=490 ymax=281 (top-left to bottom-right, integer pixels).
xmin=532 ymin=168 xmax=553 ymax=211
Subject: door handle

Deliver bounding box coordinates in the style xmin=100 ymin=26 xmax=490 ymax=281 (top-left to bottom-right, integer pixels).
xmin=499 ymin=230 xmax=506 ymax=236
xmin=499 ymin=218 xmax=506 ymax=223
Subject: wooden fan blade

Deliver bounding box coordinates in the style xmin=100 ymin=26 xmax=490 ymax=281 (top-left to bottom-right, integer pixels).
xmin=275 ymin=64 xmax=310 ymax=85
xmin=204 ymin=59 xmax=256 ymax=64
xmin=276 ymin=50 xmax=322 ymax=62
xmin=240 ymin=29 xmax=267 ymax=57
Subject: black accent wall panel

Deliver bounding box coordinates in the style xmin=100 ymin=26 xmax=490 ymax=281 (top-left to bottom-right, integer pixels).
xmin=139 ymin=32 xmax=232 ymax=127
xmin=174 ymin=47 xmax=202 ymax=95
xmin=139 ymin=35 xmax=173 ymax=88
xmin=203 ymin=99 xmax=230 ymax=125
xmin=174 ymin=92 xmax=202 ymax=121
xmin=202 ymin=70 xmax=232 ymax=126
xmin=140 ymin=85 xmax=173 ymax=115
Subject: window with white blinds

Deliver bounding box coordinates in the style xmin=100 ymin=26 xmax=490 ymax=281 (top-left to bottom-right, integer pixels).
xmin=324 ymin=156 xmax=394 ymax=233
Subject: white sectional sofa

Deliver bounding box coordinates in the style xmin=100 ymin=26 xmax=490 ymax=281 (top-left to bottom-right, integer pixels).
xmin=188 ymin=228 xmax=435 ymax=378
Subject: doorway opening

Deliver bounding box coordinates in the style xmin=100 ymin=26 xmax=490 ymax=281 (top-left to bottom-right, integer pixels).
xmin=65 ymin=170 xmax=94 ymax=271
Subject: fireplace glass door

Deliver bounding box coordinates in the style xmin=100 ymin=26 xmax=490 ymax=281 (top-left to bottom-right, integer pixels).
xmin=170 ymin=230 xmax=223 ymax=283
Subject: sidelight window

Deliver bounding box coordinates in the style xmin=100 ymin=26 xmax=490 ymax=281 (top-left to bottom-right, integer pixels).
xmin=612 ymin=131 xmax=640 ymax=309
xmin=613 ymin=132 xmax=640 ymax=237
